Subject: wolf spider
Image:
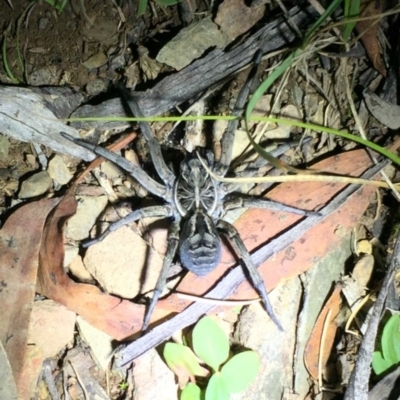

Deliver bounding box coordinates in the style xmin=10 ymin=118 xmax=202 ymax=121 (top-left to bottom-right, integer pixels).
xmin=61 ymin=54 xmax=319 ymax=331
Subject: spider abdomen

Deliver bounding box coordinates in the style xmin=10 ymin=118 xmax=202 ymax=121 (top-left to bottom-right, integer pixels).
xmin=179 ymin=210 xmax=221 ymax=276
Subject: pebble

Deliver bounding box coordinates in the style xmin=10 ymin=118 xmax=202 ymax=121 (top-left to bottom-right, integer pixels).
xmin=156 ymin=17 xmax=229 ymax=70
xmin=65 ymin=195 xmax=108 ymax=241
xmin=47 ymin=155 xmax=73 ymax=185
xmin=19 ymin=171 xmax=52 ymax=198
xmin=82 ymin=52 xmax=108 ymax=70
xmin=0 ymin=134 xmax=10 ymax=158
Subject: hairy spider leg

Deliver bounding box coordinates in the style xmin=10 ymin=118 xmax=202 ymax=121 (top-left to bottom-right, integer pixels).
xmin=82 ymin=206 xmax=173 ymax=248
xmin=142 ymin=220 xmax=181 ymax=331
xmin=122 ymin=93 xmax=176 ymax=189
xmin=216 ymin=219 xmax=284 ymax=331
xmin=215 ymin=50 xmax=263 ymax=176
xmin=59 ymin=132 xmax=168 ymax=199
xmin=223 ymin=195 xmax=321 ymax=217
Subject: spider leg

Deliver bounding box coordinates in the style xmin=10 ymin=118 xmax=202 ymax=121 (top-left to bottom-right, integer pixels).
xmin=60 ymin=132 xmax=168 ymax=199
xmin=223 ymin=195 xmax=321 ymax=217
xmin=122 ymin=93 xmax=176 ymax=188
xmin=217 ymin=219 xmax=284 ymax=332
xmin=215 ymin=50 xmax=262 ymax=176
xmin=83 ymin=205 xmax=173 ymax=248
xmin=142 ymin=220 xmax=181 ymax=331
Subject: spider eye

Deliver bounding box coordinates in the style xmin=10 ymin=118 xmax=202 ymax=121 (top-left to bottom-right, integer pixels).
xmin=179 ymin=212 xmax=221 ymax=276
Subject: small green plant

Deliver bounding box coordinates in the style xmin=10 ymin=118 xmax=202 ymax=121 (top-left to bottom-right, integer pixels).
xmin=163 ymin=316 xmax=260 ymax=400
xmin=138 ymin=0 xmax=182 ymax=15
xmin=118 ymin=380 xmax=129 ymax=390
xmin=372 ymin=314 xmax=400 ymax=375
xmin=44 ymin=0 xmax=68 ymax=13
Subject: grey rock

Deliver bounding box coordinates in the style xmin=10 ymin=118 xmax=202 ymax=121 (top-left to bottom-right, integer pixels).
xmin=19 ymin=171 xmax=52 ymax=198
xmin=66 ymin=195 xmax=108 ymax=241
xmin=47 ymin=154 xmax=73 ymax=185
xmin=156 ymin=17 xmax=229 ymax=70
xmin=0 ymin=134 xmax=10 ymax=158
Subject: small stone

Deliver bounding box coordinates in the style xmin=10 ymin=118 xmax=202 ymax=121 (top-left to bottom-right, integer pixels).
xmin=156 ymin=17 xmax=229 ymax=70
xmin=68 ymin=254 xmax=94 ymax=282
xmin=77 ymin=316 xmax=114 ymax=370
xmin=132 ymin=349 xmax=177 ymax=400
xmin=84 ymin=226 xmax=163 ymax=298
xmin=66 ymin=195 xmax=108 ymax=241
xmin=86 ymin=79 xmax=108 ymax=96
xmin=38 ymin=17 xmax=49 ymax=30
xmin=28 ymin=300 xmax=76 ymax=359
xmin=47 ymin=154 xmax=73 ymax=185
xmin=19 ymin=171 xmax=52 ymax=198
xmin=101 ymin=160 xmax=124 ymax=179
xmin=0 ymin=134 xmax=10 ymax=158
xmin=64 ymin=244 xmax=79 ymax=267
xmin=82 ymin=52 xmax=108 ymax=70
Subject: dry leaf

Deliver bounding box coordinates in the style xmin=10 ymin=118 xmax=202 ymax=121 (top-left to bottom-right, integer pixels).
xmin=304 ymin=283 xmax=342 ymax=380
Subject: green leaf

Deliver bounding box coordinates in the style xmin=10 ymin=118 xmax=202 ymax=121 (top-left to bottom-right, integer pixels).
xmin=381 ymin=314 xmax=400 ymax=365
xmin=164 ymin=342 xmax=209 ymax=383
xmin=372 ymin=351 xmax=393 ymax=375
xmin=138 ymin=0 xmax=148 ymax=15
xmin=342 ymin=0 xmax=360 ymax=42
xmin=220 ymin=351 xmax=260 ymax=393
xmin=181 ymin=383 xmax=202 ymax=400
xmin=44 ymin=0 xmax=68 ymax=12
xmin=192 ymin=317 xmax=229 ymax=371
xmin=205 ymin=373 xmax=229 ymax=400
xmin=155 ymin=0 xmax=182 ymax=5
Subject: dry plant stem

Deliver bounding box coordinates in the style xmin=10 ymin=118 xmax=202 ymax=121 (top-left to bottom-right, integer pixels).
xmin=343 ymin=58 xmax=400 ymax=201
xmin=345 ymin=290 xmax=374 ymax=337
xmin=373 ymin=188 xmax=382 ymax=222
xmin=307 ymin=0 xmax=341 ymax=37
xmin=319 ymin=309 xmax=332 ymax=392
xmin=344 ymin=256 xmax=397 ymax=399
xmin=177 ymin=292 xmax=260 ymax=306
xmin=197 ymin=154 xmax=399 ymax=189
xmin=318 ymin=7 xmax=400 ymax=39
xmin=68 ymin=360 xmax=89 ymax=400
xmin=113 ymin=160 xmax=387 ymax=367
xmin=75 ymin=132 xmax=137 ymax=184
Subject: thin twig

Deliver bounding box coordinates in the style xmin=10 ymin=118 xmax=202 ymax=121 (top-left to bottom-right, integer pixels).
xmin=343 ymin=58 xmax=400 ymax=201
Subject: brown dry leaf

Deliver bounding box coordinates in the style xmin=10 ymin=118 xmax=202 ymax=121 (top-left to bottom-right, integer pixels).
xmin=36 ymin=187 xmax=145 ymax=340
xmin=304 ymin=283 xmax=342 ymax=381
xmin=31 ymin=131 xmax=162 ymax=340
xmin=356 ymin=0 xmax=386 ymax=77
xmin=0 ymin=198 xmax=60 ymax=397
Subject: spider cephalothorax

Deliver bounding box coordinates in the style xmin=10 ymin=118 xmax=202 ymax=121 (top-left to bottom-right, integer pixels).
xmin=174 ymin=151 xmax=218 ymax=216
xmin=61 ymin=52 xmax=319 ymax=332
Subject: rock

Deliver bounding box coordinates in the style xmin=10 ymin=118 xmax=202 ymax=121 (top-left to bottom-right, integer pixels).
xmin=132 ymin=349 xmax=177 ymax=400
xmin=28 ymin=300 xmax=76 ymax=359
xmin=65 ymin=195 xmax=108 ymax=241
xmin=86 ymin=79 xmax=108 ymax=96
xmin=84 ymin=226 xmax=163 ymax=298
xmin=82 ymin=52 xmax=108 ymax=70
xmin=156 ymin=17 xmax=229 ymax=70
xmin=19 ymin=171 xmax=52 ymax=198
xmin=63 ymin=244 xmax=79 ymax=268
xmin=68 ymin=254 xmax=94 ymax=283
xmin=77 ymin=316 xmax=114 ymax=371
xmin=0 ymin=134 xmax=10 ymax=158
xmin=47 ymin=154 xmax=73 ymax=185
